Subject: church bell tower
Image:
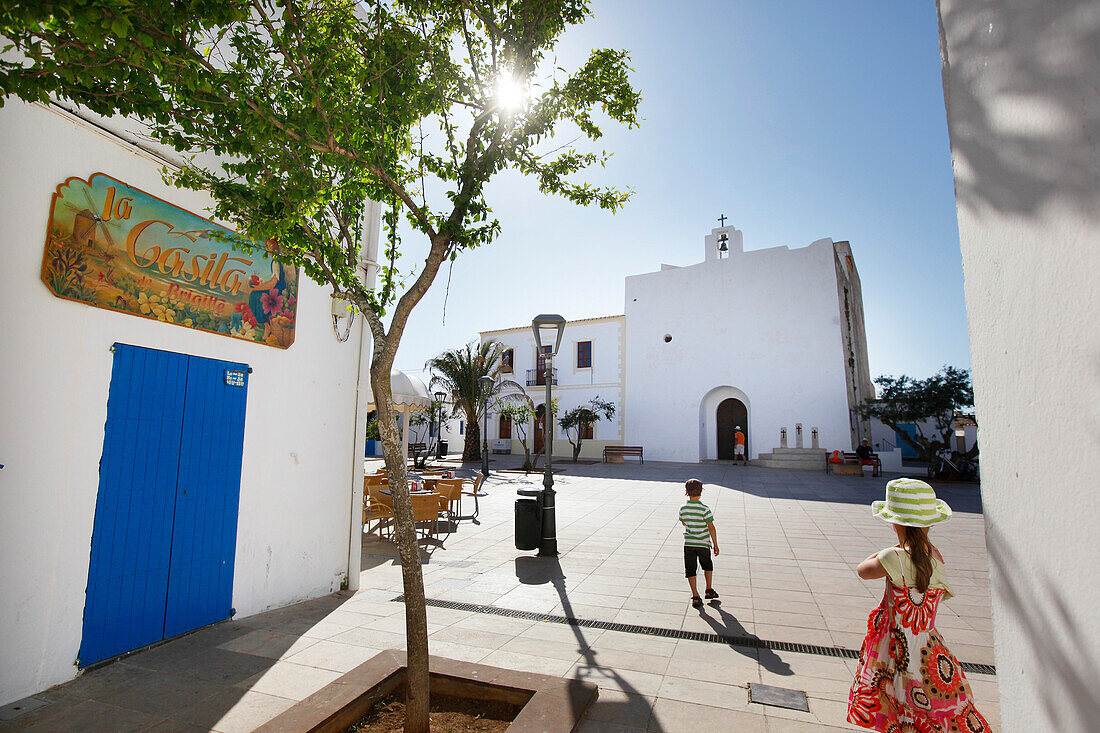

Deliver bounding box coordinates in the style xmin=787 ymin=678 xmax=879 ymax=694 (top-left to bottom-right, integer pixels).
xmin=704 ymin=215 xmax=743 ymax=262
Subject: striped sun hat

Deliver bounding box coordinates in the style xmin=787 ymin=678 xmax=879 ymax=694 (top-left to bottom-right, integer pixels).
xmin=871 ymin=478 xmax=952 ymax=527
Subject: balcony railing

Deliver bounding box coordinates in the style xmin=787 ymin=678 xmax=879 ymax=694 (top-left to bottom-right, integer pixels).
xmin=526 ymin=368 xmax=557 ymax=386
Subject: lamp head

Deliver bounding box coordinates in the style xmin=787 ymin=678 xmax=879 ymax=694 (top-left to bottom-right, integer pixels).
xmin=434 ymin=391 xmax=446 ymax=402
xmin=531 ymin=313 xmax=566 ymax=356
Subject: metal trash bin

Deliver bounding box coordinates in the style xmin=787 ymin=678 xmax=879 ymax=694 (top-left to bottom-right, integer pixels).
xmin=515 ymin=496 xmax=541 ymax=551
xmin=437 ymin=440 xmax=448 ymax=458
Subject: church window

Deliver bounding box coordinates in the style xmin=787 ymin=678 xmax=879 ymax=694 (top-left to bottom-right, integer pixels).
xmin=577 ymin=341 xmax=592 ymax=368
xmin=582 ymin=422 xmax=594 ymax=440
xmin=499 ymin=415 xmax=512 ymax=439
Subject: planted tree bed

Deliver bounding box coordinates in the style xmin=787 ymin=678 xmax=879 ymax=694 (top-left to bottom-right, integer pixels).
xmin=255 ymin=650 xmax=597 ymax=733
xmin=348 ymin=688 xmax=519 ymax=732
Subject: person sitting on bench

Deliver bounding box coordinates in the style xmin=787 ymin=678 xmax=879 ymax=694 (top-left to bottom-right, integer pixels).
xmin=856 ymin=439 xmax=874 ymax=475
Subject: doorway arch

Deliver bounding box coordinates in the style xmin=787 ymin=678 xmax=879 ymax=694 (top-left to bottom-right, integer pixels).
xmin=699 ymin=386 xmax=751 ymax=461
xmin=716 ymin=398 xmax=748 ymax=460
xmin=533 ymin=403 xmax=546 ymax=454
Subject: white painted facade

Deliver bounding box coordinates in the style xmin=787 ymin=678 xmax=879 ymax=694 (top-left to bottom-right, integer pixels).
xmin=626 ymin=232 xmax=872 ymax=462
xmin=938 ymin=2 xmax=1100 ymax=729
xmin=0 ymin=100 xmax=378 ymax=705
xmin=479 ymin=231 xmax=873 ymax=463
xmin=480 ymin=316 xmax=625 ymax=460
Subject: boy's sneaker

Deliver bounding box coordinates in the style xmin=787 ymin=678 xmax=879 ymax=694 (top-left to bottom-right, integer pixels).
xmin=704 ymin=588 xmax=720 ymax=600
xmin=691 ymin=596 xmax=703 ymax=609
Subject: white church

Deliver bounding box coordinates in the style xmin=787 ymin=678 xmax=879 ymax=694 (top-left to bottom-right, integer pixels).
xmin=480 ymin=224 xmax=875 ymax=464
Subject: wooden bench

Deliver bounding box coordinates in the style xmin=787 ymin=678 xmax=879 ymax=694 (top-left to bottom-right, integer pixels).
xmin=603 ymin=445 xmax=644 ymax=464
xmin=407 ymin=442 xmax=427 ymax=458
xmin=830 ymin=451 xmax=881 ymax=476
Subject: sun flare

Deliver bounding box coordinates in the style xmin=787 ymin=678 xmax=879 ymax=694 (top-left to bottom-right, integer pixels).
xmin=493 ymin=74 xmax=528 ymax=112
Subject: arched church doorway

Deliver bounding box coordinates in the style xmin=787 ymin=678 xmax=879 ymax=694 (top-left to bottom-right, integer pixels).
xmin=716 ymin=398 xmax=748 ymax=460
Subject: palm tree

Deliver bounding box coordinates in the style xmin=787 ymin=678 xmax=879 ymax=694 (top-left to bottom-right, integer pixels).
xmin=427 ymin=341 xmax=523 ymax=462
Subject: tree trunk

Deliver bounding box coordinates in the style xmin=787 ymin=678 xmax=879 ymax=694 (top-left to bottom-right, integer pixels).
xmin=572 ymin=439 xmax=582 ymax=462
xmin=369 ymin=360 xmax=430 ymax=733
xmin=463 ymin=408 xmax=481 ymax=462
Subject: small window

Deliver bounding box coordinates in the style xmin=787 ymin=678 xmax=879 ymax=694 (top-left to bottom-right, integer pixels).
xmin=459 ymin=420 xmax=465 ymax=435
xmin=501 ymin=348 xmax=514 ymax=374
xmin=581 ymin=422 xmax=594 ymax=440
xmin=499 ymin=415 xmax=512 ymax=439
xmin=577 ymin=341 xmax=592 ymax=368
xmin=536 ymin=345 xmax=552 ymax=385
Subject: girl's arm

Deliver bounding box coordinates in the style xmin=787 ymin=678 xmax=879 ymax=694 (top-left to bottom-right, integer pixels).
xmin=857 ymin=552 xmax=887 ymax=580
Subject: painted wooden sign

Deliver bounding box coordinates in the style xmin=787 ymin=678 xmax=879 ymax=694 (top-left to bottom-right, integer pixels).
xmin=41 ymin=173 xmax=298 ymax=348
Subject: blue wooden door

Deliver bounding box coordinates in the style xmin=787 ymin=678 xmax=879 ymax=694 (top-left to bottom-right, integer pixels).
xmin=79 ymin=344 xmax=249 ymax=666
xmin=164 ymin=355 xmax=248 ymax=637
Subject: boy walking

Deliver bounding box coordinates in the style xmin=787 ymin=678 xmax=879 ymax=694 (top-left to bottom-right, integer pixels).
xmin=679 ymin=478 xmax=719 ymax=609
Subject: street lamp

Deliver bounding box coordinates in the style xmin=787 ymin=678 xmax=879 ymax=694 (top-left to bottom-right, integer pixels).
xmin=434 ymin=391 xmax=446 ymax=458
xmin=531 ymin=313 xmax=566 ymax=557
xmin=478 ymin=375 xmax=493 ymax=477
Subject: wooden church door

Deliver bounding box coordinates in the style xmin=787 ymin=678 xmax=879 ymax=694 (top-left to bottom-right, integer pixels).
xmin=717 ymin=398 xmax=747 ymax=460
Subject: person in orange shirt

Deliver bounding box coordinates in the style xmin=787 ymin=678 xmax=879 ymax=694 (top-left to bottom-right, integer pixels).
xmin=733 ymin=426 xmax=747 ymax=465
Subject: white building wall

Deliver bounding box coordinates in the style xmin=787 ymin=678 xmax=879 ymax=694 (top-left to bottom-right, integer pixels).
xmin=939 ymin=2 xmax=1100 ymax=730
xmin=482 ymin=317 xmax=624 ymax=458
xmin=0 ymin=101 xmax=371 ymax=704
xmin=624 ymin=238 xmax=854 ymax=462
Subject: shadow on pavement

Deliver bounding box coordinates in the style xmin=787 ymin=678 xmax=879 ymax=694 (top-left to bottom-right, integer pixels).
xmin=695 ymin=602 xmax=792 ymax=676
xmin=516 ymin=555 xmax=666 ymax=732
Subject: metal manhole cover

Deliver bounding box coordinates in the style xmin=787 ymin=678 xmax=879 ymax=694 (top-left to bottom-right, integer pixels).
xmin=748 ymin=682 xmax=809 ymax=712
xmin=0 ymin=695 xmax=51 ymax=721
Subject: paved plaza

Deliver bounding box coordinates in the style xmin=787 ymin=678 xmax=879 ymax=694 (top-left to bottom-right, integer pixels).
xmin=0 ymin=462 xmax=998 ymax=731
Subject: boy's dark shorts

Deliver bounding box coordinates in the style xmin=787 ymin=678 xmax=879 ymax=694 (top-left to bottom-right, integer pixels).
xmin=684 ymin=546 xmax=713 ymax=577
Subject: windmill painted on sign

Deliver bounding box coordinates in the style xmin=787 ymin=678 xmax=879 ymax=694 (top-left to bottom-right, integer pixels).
xmin=64 ymin=184 xmax=121 ymax=276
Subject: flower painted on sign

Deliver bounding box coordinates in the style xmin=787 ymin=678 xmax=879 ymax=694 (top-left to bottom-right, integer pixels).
xmin=261 ymin=288 xmax=284 ymax=316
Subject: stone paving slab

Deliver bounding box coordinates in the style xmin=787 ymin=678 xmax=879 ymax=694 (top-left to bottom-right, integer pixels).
xmin=0 ymin=461 xmax=998 ymax=731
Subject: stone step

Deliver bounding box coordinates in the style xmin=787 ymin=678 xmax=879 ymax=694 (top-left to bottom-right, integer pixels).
xmin=755 ymin=452 xmax=825 ymax=463
xmin=751 ymin=458 xmax=826 ymax=471
xmin=770 ymin=447 xmax=827 ymax=455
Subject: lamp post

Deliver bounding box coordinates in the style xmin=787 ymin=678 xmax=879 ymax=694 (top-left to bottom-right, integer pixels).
xmin=433 ymin=390 xmax=446 ymax=458
xmin=478 ymin=375 xmax=493 ymax=477
xmin=531 ymin=314 xmax=566 ymax=557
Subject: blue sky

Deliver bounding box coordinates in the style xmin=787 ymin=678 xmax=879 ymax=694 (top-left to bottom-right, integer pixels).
xmin=392 ymin=0 xmax=970 ymax=383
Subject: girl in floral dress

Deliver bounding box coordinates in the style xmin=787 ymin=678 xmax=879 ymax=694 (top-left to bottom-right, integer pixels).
xmin=848 ymin=478 xmax=991 ymax=733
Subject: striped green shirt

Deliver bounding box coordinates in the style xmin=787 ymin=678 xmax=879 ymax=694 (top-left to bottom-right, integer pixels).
xmin=679 ymin=501 xmax=714 ymax=548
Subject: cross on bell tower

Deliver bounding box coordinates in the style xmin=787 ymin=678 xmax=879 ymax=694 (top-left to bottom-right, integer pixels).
xmin=706 ymin=216 xmax=742 ymax=262
xmin=716 ymin=214 xmax=729 ymax=258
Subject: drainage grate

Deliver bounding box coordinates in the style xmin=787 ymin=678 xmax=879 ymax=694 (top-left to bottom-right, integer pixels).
xmin=392 ymin=595 xmax=996 ymax=676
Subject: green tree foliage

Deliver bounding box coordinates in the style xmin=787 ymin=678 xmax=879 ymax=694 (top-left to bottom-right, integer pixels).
xmin=1 ymin=3 xmax=638 ymax=730
xmin=426 ymin=341 xmax=525 ymax=462
xmin=559 ymin=395 xmax=615 ymax=462
xmin=856 ymin=366 xmax=975 ymax=464
xmin=496 ymin=398 xmax=534 ymax=471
